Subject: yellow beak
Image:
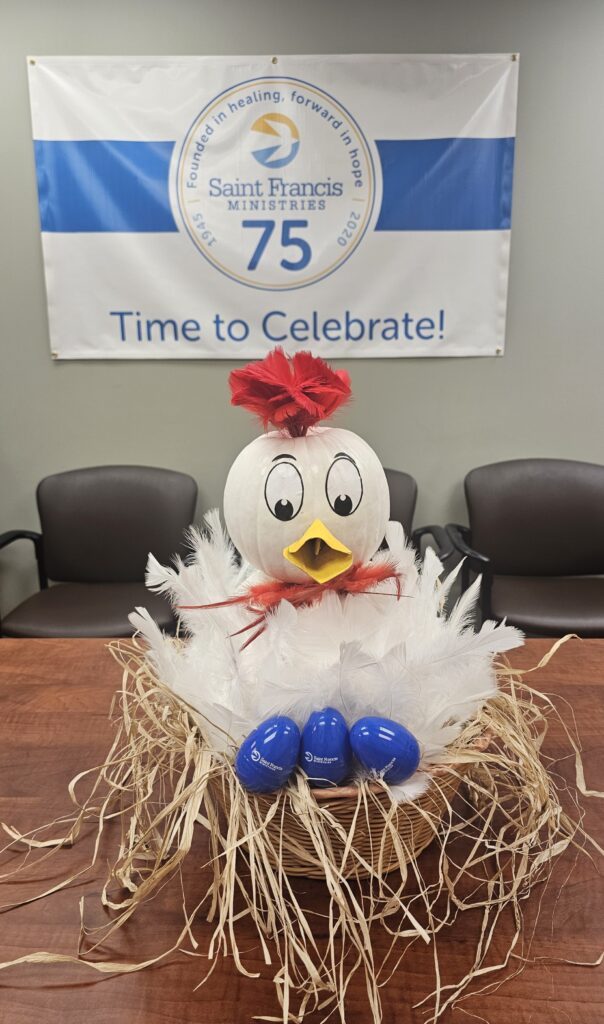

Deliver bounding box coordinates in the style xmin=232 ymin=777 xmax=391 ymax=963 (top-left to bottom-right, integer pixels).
xmin=283 ymin=518 xmax=352 ymax=584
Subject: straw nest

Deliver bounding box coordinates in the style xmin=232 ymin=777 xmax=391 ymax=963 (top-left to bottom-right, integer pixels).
xmin=0 ymin=637 xmax=601 ymax=1024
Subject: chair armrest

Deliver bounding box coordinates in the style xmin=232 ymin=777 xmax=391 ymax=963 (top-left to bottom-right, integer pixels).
xmin=446 ymin=524 xmax=493 ymax=619
xmin=445 ymin=524 xmax=490 ymax=570
xmin=0 ymin=529 xmax=41 ymax=550
xmin=0 ymin=530 xmax=47 ymax=589
xmin=411 ymin=524 xmax=455 ymax=563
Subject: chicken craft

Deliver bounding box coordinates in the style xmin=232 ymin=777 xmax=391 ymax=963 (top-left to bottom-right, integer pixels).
xmin=131 ymin=349 xmax=523 ymax=800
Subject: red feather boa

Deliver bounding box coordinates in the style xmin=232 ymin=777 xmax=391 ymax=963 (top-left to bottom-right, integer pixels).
xmin=180 ymin=561 xmax=402 ymax=649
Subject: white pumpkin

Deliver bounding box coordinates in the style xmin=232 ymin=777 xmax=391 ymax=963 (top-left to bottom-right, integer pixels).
xmin=223 ymin=425 xmax=390 ymax=584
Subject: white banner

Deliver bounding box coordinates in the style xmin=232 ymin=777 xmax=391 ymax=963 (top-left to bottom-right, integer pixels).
xmin=27 ymin=54 xmax=518 ymax=360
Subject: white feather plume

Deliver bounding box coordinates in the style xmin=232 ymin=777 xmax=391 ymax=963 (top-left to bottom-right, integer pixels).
xmin=131 ymin=512 xmax=523 ymax=800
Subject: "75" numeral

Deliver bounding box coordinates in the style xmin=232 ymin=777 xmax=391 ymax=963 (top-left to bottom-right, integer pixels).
xmin=242 ymin=220 xmax=312 ymax=271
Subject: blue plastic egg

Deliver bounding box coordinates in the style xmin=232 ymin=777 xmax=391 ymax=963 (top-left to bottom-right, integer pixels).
xmin=350 ymin=716 xmax=421 ymax=785
xmin=235 ymin=716 xmax=301 ymax=793
xmin=300 ymin=707 xmax=352 ymax=788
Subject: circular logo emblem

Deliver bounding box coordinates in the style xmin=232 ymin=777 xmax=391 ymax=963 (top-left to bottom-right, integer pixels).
xmin=251 ymin=748 xmax=261 ymax=762
xmin=304 ymin=750 xmax=313 ymax=763
xmin=175 ymin=76 xmax=375 ymax=291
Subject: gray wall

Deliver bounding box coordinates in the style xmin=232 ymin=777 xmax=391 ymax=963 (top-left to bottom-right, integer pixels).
xmin=2 ymin=0 xmax=603 ymax=617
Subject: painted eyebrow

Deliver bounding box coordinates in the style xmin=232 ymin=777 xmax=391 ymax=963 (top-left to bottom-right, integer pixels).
xmin=334 ymin=452 xmax=357 ymax=464
xmin=272 ymin=453 xmax=296 ymax=462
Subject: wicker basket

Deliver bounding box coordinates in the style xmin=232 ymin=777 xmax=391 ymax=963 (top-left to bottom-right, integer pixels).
xmin=207 ymin=734 xmax=490 ymax=880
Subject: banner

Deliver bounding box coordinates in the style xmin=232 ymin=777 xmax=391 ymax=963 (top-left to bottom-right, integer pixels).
xmin=27 ymin=54 xmax=518 ymax=360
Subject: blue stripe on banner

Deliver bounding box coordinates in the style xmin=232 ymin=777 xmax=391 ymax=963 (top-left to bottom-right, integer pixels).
xmin=33 ymin=137 xmax=514 ymax=234
xmin=375 ymin=138 xmax=515 ymax=231
xmin=34 ymin=140 xmax=178 ymax=232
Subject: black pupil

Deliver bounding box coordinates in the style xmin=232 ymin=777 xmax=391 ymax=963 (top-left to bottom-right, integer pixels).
xmin=334 ymin=494 xmax=353 ymax=516
xmin=274 ymin=498 xmax=294 ymax=521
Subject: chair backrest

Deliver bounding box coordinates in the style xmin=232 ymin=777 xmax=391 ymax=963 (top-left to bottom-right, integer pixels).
xmin=466 ymin=458 xmax=604 ymax=576
xmin=37 ymin=466 xmax=198 ymax=582
xmin=384 ymin=468 xmax=417 ymax=537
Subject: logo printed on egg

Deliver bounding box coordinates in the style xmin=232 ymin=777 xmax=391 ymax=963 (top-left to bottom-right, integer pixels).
xmin=256 ymin=756 xmax=283 ymax=771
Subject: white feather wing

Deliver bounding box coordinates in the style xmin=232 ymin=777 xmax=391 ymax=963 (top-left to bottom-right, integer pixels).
xmin=130 ymin=515 xmax=523 ymax=795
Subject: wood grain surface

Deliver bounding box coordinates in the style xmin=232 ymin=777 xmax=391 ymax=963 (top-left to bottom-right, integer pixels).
xmin=0 ymin=637 xmax=602 ymax=1024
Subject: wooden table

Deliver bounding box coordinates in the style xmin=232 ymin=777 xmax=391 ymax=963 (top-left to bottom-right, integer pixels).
xmin=0 ymin=638 xmax=602 ymax=1024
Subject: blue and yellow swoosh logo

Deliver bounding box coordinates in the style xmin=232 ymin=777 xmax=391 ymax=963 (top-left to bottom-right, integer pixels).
xmin=251 ymin=113 xmax=300 ymax=169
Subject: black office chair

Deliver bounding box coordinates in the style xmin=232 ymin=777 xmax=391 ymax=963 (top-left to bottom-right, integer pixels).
xmin=384 ymin=468 xmax=453 ymax=561
xmin=0 ymin=465 xmax=198 ymax=638
xmin=447 ymin=458 xmax=604 ymax=636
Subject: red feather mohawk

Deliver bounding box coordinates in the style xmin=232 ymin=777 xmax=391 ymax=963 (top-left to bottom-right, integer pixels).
xmin=229 ymin=348 xmax=352 ymax=437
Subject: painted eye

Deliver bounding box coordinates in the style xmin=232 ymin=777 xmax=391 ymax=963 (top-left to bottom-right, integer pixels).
xmin=326 ymin=457 xmax=363 ymax=516
xmin=265 ymin=461 xmax=304 ymax=521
